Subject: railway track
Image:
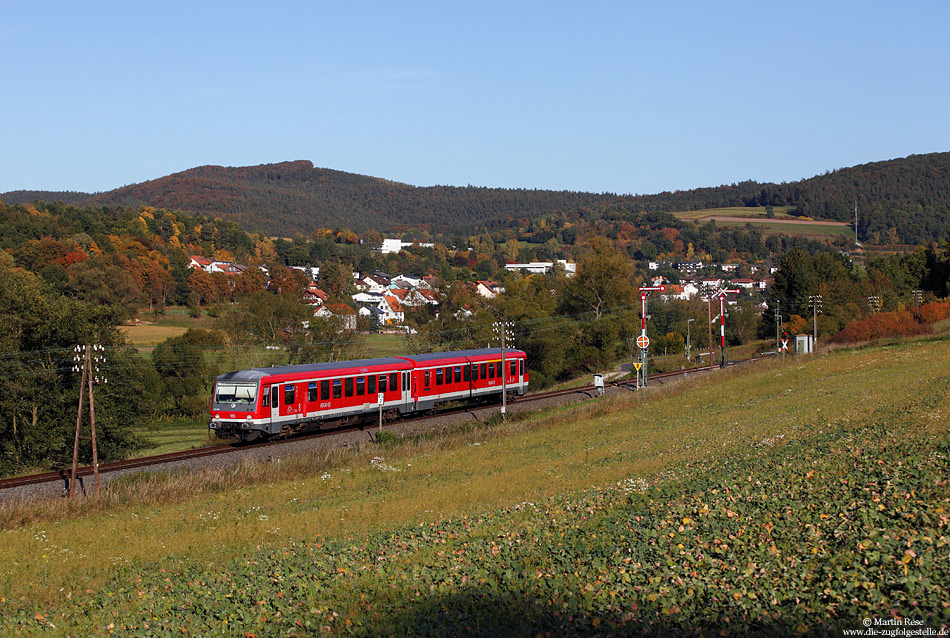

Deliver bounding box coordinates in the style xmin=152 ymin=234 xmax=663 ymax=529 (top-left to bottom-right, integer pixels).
xmin=0 ymin=356 xmax=764 ymax=495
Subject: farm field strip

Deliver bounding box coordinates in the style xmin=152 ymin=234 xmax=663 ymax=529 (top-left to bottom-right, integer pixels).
xmin=671 ymin=206 xmax=795 ymax=221
xmin=1 ymin=338 xmax=948 ymax=633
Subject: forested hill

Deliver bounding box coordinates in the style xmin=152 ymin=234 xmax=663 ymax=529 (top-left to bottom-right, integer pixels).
xmin=78 ymin=161 xmax=624 ymax=236
xmin=0 ymin=190 xmax=90 ymax=205
xmin=3 ymin=152 xmax=949 ymax=242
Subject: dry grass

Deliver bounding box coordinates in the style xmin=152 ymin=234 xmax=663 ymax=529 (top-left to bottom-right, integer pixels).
xmin=1 ymin=338 xmax=947 ymax=605
xmin=118 ymin=324 xmax=188 ymax=346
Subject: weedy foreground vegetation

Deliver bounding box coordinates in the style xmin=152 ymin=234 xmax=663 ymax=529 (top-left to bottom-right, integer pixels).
xmin=0 ymin=337 xmax=948 ymax=635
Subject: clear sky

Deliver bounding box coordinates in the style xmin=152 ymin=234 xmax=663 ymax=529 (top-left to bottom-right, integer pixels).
xmin=2 ymin=1 xmax=949 ymax=196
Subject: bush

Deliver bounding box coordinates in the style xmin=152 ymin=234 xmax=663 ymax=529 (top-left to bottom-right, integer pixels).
xmin=375 ymin=430 xmax=400 ymax=447
xmin=918 ymin=300 xmax=950 ymax=324
xmin=830 ymin=311 xmax=931 ymax=344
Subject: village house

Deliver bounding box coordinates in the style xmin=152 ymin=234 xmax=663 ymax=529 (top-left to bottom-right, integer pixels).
xmin=378 ymin=238 xmax=436 ymax=254
xmin=729 ymin=278 xmax=756 ymax=290
xmin=303 ymin=285 xmax=329 ymax=307
xmin=314 ymin=303 xmax=357 ymax=331
xmin=475 ymin=281 xmax=504 ymax=299
xmin=377 ymin=295 xmax=405 ymax=324
xmin=412 ymin=288 xmax=439 ymax=306
xmin=504 ymin=260 xmax=577 ymax=277
xmin=361 ymin=275 xmax=391 ymax=294
xmin=675 ymin=261 xmax=705 ymax=275
xmin=189 ymin=255 xmax=212 ymax=271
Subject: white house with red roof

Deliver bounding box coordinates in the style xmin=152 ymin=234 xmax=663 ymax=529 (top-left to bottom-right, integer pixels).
xmin=377 ymin=295 xmax=405 ymax=324
xmin=475 ymin=281 xmax=504 ymax=299
xmin=189 ymin=255 xmax=212 ymax=271
xmin=303 ymin=285 xmax=329 ymax=306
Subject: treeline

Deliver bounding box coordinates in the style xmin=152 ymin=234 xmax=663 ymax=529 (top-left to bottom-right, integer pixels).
xmin=0 ymin=199 xmax=838 ymax=321
xmin=6 ymin=153 xmax=947 ymax=243
xmin=763 ymin=243 xmax=950 ymax=339
xmin=0 ymin=254 xmax=366 ymax=475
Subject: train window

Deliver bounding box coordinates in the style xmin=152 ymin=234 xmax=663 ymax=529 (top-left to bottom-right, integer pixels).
xmin=284 ymin=384 xmax=295 ymax=405
xmin=519 ymin=359 xmax=524 ymax=376
xmin=389 ymin=373 xmax=397 ymax=391
xmin=368 ymin=375 xmax=376 ymax=394
xmin=321 ymin=380 xmax=330 ymax=401
xmin=332 ymin=380 xmax=342 ymax=399
xmin=424 ymin=370 xmax=430 ymax=388
xmin=443 ymin=367 xmax=451 ymax=383
xmin=510 ymin=361 xmax=517 ymax=376
xmin=403 ymin=373 xmax=409 ymax=391
xmin=271 ymin=385 xmax=279 ymax=406
xmin=379 ymin=374 xmax=388 ymax=393
xmin=356 ymin=376 xmax=365 ymax=396
xmin=262 ymin=386 xmax=270 ymax=407
xmin=464 ymin=365 xmax=471 ymax=382
xmin=480 ymin=363 xmax=487 ymax=379
xmin=435 ymin=368 xmax=443 ymax=385
xmin=308 ymin=382 xmax=318 ymax=402
xmin=345 ymin=378 xmax=353 ymax=397
xmin=454 ymin=366 xmax=461 ymax=383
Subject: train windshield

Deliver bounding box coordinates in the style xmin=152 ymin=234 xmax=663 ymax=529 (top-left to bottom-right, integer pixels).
xmin=215 ymin=383 xmax=257 ymax=405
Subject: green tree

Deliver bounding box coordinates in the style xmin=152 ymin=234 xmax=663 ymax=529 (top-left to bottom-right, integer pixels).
xmin=559 ymin=238 xmax=637 ymax=320
xmin=151 ymin=328 xmax=226 ymax=416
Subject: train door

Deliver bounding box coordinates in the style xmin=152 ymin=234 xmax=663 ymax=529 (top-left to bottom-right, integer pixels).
xmin=268 ymin=385 xmax=279 ymax=425
xmin=401 ymin=371 xmax=411 ymax=408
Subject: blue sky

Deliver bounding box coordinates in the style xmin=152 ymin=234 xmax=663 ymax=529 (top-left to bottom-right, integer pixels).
xmin=2 ymin=1 xmax=948 ymax=196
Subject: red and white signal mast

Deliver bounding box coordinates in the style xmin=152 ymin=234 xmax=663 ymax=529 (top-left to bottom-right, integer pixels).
xmin=637 ymin=285 xmax=665 ymax=385
xmin=714 ymin=288 xmax=740 ymax=368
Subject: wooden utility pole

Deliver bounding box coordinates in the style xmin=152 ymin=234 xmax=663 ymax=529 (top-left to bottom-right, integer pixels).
xmin=808 ymin=295 xmax=823 ymax=346
xmin=70 ymin=345 xmax=103 ymax=497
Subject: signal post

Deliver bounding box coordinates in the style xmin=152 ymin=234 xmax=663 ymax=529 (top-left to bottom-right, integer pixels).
xmin=714 ymin=288 xmax=740 ymax=368
xmin=637 ymin=286 xmax=665 ymax=386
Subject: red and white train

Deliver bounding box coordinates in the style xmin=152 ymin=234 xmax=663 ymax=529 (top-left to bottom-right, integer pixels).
xmin=209 ymin=348 xmax=529 ymax=442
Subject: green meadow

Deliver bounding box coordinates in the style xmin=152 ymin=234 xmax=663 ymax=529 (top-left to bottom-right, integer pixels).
xmin=1 ymin=335 xmax=947 ymax=634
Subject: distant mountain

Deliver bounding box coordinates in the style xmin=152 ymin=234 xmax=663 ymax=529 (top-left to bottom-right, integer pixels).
xmin=3 ymin=153 xmax=948 ymax=243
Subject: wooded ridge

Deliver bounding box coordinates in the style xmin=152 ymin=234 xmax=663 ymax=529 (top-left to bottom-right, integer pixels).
xmin=3 ymin=152 xmax=949 ymax=243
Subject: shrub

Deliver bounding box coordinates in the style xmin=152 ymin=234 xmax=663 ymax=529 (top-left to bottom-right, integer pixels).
xmin=918 ymin=300 xmax=950 ymax=324
xmin=830 ymin=311 xmax=931 ymax=344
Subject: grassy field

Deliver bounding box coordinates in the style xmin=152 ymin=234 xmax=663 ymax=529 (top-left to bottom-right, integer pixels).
xmin=129 ymin=419 xmax=217 ymax=457
xmin=365 ymin=332 xmax=410 ymax=357
xmin=121 ymin=307 xmax=213 ymax=347
xmin=711 ymin=217 xmax=856 ymax=241
xmin=670 ymin=207 xmax=855 ymax=242
xmin=2 ymin=335 xmax=948 ymax=633
xmin=671 ymin=206 xmax=795 ymax=221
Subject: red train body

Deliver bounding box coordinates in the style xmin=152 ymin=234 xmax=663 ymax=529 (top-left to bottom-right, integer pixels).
xmin=209 ymin=348 xmax=528 ymax=441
